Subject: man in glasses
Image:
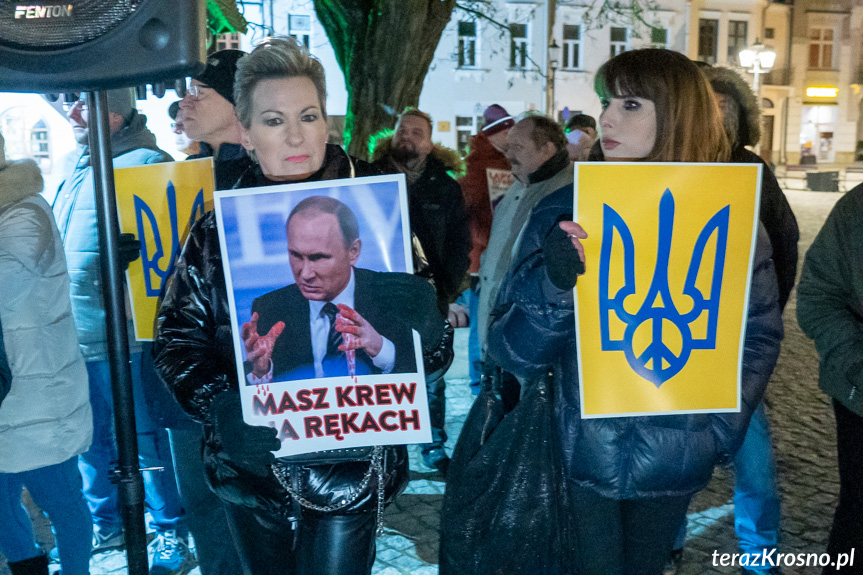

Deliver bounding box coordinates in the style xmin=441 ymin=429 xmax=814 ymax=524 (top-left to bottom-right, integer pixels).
xmin=52 ymin=88 xmax=194 ymax=575
xmin=178 ymin=49 xmax=252 ymax=190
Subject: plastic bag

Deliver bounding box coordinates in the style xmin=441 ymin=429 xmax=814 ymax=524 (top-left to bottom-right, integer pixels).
xmin=439 ymin=371 xmax=574 ymax=575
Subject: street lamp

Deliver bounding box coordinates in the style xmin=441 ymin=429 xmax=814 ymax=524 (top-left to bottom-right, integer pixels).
xmin=547 ymin=39 xmax=561 ymax=118
xmin=738 ymin=40 xmax=777 ymax=93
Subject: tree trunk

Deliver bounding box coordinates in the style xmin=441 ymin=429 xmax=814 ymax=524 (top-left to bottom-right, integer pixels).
xmin=315 ymin=0 xmax=455 ymax=160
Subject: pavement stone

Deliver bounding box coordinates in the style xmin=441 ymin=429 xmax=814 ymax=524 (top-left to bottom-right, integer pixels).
xmin=1 ymin=190 xmax=847 ymax=575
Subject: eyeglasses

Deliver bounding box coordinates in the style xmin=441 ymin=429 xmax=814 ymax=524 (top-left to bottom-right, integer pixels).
xmin=185 ymin=85 xmax=211 ymax=102
xmin=63 ymin=98 xmax=87 ymax=113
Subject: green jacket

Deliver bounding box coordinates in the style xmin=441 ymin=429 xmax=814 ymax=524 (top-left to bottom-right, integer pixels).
xmin=797 ymin=185 xmax=863 ymax=416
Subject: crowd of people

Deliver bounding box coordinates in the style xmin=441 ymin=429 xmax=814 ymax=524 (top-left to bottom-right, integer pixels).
xmin=0 ymin=35 xmax=860 ymax=575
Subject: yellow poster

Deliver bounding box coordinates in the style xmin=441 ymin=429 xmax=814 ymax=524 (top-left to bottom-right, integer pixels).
xmin=574 ymin=163 xmax=761 ymax=418
xmin=115 ymin=158 xmax=215 ymax=340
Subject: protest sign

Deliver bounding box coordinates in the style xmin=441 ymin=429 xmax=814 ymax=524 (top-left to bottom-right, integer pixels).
xmin=574 ymin=163 xmax=761 ymax=418
xmin=115 ymin=158 xmax=214 ymax=340
xmin=214 ymin=174 xmax=431 ymax=457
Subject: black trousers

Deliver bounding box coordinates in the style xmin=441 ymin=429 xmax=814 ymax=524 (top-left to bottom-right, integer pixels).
xmin=569 ymin=482 xmax=692 ymax=575
xmin=823 ymin=400 xmax=863 ymax=575
xmin=224 ymin=502 xmax=376 ymax=575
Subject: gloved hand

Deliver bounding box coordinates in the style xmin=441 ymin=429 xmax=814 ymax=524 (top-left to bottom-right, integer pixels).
xmin=118 ymin=233 xmax=141 ymax=271
xmin=542 ymin=217 xmax=585 ymax=291
xmin=210 ymin=391 xmax=280 ymax=477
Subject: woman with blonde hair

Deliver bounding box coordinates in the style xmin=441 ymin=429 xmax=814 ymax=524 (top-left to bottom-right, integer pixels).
xmin=155 ymin=37 xmax=443 ymax=575
xmin=485 ymin=49 xmax=782 ymax=574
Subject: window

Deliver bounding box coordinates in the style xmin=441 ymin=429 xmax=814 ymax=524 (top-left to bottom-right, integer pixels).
xmin=562 ymin=24 xmax=582 ymax=69
xmin=650 ymin=27 xmax=668 ymax=48
xmin=727 ymin=20 xmax=748 ymax=62
xmin=509 ymin=23 xmax=529 ymax=69
xmin=609 ymin=27 xmax=629 ymax=58
xmin=458 ymin=21 xmax=477 ymax=68
xmin=808 ymin=28 xmax=834 ymax=69
xmin=697 ymin=19 xmax=719 ymax=64
xmin=764 ymin=28 xmax=775 ymax=40
xmin=214 ymin=33 xmax=240 ymax=51
xmin=456 ymin=115 xmax=483 ymax=156
xmin=289 ymin=14 xmax=312 ymax=49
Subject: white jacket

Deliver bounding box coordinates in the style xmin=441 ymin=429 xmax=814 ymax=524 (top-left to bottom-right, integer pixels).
xmin=0 ymin=154 xmax=91 ymax=473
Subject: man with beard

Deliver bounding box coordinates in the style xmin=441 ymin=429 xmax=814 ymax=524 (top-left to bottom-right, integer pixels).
xmin=373 ymin=108 xmax=471 ymax=475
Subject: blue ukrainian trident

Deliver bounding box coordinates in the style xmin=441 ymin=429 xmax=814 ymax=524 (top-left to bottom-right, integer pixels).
xmin=134 ymin=181 xmax=206 ymax=297
xmin=599 ymin=188 xmax=730 ymax=387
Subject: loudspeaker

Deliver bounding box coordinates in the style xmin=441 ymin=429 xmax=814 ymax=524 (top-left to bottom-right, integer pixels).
xmin=0 ymin=0 xmax=206 ymax=93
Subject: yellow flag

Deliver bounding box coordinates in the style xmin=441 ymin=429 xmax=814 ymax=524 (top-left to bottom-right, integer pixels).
xmin=115 ymin=158 xmax=215 ymax=340
xmin=574 ymin=163 xmax=761 ymax=417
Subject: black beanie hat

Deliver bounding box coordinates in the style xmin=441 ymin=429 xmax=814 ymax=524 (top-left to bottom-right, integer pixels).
xmin=193 ymin=49 xmax=247 ymax=105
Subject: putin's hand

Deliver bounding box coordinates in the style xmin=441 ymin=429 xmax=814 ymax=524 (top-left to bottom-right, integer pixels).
xmin=334 ymin=304 xmax=383 ymax=358
xmin=241 ymin=312 xmax=285 ymax=377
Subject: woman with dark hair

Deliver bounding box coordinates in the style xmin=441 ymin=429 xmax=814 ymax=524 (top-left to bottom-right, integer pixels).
xmin=486 ymin=49 xmax=783 ymax=574
xmin=154 ymin=37 xmax=443 ymax=575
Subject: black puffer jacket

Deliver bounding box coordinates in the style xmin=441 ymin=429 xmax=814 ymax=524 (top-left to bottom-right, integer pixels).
xmin=487 ymin=185 xmax=783 ymax=499
xmin=154 ymin=144 xmax=443 ymax=517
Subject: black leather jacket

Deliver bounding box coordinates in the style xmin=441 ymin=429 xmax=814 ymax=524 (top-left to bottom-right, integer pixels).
xmin=154 ymin=144 xmax=443 ymax=517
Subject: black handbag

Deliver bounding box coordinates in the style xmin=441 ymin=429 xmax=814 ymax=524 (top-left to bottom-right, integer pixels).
xmin=439 ymin=370 xmax=575 ymax=575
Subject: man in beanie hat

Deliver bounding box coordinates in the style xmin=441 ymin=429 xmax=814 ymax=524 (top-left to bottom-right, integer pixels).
xmin=458 ymin=104 xmax=514 ymax=394
xmin=164 ymin=49 xmax=251 ymax=575
xmin=564 ymin=113 xmax=597 ymax=161
xmin=53 ymin=89 xmax=195 ymax=575
xmin=179 ymin=49 xmax=252 ymax=189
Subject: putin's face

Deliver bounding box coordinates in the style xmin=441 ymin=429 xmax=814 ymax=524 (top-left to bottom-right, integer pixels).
xmin=287 ymin=211 xmax=360 ymax=302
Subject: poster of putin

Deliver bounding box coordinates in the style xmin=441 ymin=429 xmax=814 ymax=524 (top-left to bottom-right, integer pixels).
xmin=214 ymin=174 xmax=432 ymax=457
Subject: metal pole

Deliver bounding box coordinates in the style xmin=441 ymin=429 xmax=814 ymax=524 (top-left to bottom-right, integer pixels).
xmin=87 ymin=90 xmax=148 ymax=575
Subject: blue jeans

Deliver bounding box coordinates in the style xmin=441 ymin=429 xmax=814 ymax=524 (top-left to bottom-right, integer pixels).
xmin=464 ymin=286 xmax=482 ymax=395
xmin=733 ymin=401 xmax=781 ymax=556
xmin=672 ymin=402 xmax=780 ymax=558
xmin=78 ymin=353 xmax=185 ymax=532
xmin=0 ymin=457 xmax=92 ymax=575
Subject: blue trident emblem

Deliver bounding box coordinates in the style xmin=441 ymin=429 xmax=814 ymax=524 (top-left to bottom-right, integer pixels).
xmin=134 ymin=181 xmax=206 ymax=297
xmin=599 ymin=189 xmax=730 ymax=387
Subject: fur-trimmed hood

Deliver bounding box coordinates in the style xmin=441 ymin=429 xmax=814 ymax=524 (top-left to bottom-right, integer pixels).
xmin=371 ymin=133 xmax=465 ymax=177
xmin=0 ymin=159 xmax=43 ymax=210
xmin=703 ymin=66 xmax=761 ymax=149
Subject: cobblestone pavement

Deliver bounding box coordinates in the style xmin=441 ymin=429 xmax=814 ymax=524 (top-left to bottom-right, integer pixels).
xmin=2 ymin=189 xmax=845 ymax=575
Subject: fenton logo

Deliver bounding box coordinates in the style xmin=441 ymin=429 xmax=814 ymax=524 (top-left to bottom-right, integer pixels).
xmin=14 ymin=4 xmax=74 ymax=18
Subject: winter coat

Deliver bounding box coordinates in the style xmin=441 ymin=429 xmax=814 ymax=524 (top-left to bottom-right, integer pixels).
xmin=459 ymin=131 xmax=512 ymax=274
xmin=186 ymin=141 xmax=253 ymax=191
xmin=373 ymin=138 xmax=471 ymax=310
xmin=0 ymin=157 xmax=91 ymax=473
xmin=704 ymin=67 xmax=799 ymax=310
xmin=797 ymin=184 xmax=863 ymax=417
xmin=487 ymin=185 xmax=783 ymax=499
xmin=52 ymin=111 xmax=173 ymax=362
xmin=477 ymin=148 xmax=572 ymax=351
xmin=733 ymin=148 xmax=798 ymax=311
xmin=154 ymin=144 xmax=443 ymax=518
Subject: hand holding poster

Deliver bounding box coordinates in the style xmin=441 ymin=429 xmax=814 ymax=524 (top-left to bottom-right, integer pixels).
xmin=115 ymin=158 xmax=215 ymax=340
xmin=574 ymin=163 xmax=762 ymax=418
xmin=214 ymin=174 xmax=432 ymax=457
